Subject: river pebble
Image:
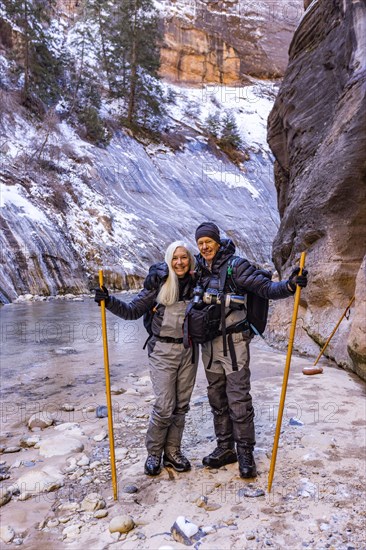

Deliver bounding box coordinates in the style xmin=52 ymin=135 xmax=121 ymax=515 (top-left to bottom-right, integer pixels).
xmin=80 ymin=492 xmax=106 ymax=512
xmin=238 ymin=486 xmax=265 ymax=498
xmin=171 ymin=516 xmax=200 ymax=545
xmin=111 ymin=385 xmax=126 ymax=395
xmin=4 ymin=446 xmax=21 ymax=453
xmin=77 ymin=454 xmax=90 ymax=466
xmin=19 ymin=435 xmax=40 ymax=447
xmin=94 ymin=431 xmax=108 ymax=442
xmin=122 ymin=484 xmax=138 ymax=494
xmin=0 ymin=490 xmax=12 ymax=507
xmin=54 ymin=422 xmax=84 ymax=436
xmin=89 ymin=460 xmax=102 ymax=468
xmin=0 ymin=463 xmax=10 ymax=481
xmin=47 ymin=519 xmax=60 ymax=528
xmin=109 ymin=515 xmax=135 ymax=534
xmin=54 ymin=347 xmax=77 ymax=355
xmin=96 ymin=406 xmax=108 ymax=418
xmin=94 ymin=509 xmax=108 ymax=519
xmin=124 ymin=388 xmax=140 ymax=395
xmin=18 ymin=492 xmax=32 ymax=501
xmin=289 ymin=417 xmax=304 ymax=426
xmin=115 ymin=447 xmax=128 ymax=461
xmin=61 ymin=403 xmax=75 ymax=411
xmin=62 ymin=523 xmax=82 ymax=538
xmin=28 ymin=413 xmax=54 ymax=430
xmin=0 ymin=525 xmax=15 ymax=543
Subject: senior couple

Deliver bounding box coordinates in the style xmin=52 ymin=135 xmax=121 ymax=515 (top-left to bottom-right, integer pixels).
xmin=94 ymin=222 xmax=308 ymax=479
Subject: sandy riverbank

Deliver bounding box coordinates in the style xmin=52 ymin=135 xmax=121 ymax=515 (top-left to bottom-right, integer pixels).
xmin=0 ymin=340 xmax=365 ymax=549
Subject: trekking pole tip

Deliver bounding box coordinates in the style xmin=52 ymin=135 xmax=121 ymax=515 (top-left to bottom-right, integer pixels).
xmin=302 ymin=366 xmax=324 ymax=375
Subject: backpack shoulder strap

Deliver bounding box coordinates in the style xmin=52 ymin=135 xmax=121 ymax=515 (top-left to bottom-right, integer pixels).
xmin=218 ymin=256 xmax=240 ymax=357
xmin=142 ymin=302 xmax=158 ymax=349
xmin=226 ymin=256 xmax=240 ymax=292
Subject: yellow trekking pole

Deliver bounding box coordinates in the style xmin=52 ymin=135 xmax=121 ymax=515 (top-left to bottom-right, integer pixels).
xmin=268 ymin=251 xmax=306 ymax=493
xmin=302 ymin=295 xmax=355 ymax=375
xmin=99 ymin=269 xmax=118 ymax=500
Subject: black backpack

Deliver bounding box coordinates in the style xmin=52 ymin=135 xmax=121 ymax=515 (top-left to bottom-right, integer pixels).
xmin=143 ymin=305 xmax=156 ymax=337
xmin=227 ymin=257 xmax=271 ymax=337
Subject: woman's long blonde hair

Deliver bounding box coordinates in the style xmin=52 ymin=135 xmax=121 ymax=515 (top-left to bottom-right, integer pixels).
xmin=156 ymin=241 xmax=195 ymax=306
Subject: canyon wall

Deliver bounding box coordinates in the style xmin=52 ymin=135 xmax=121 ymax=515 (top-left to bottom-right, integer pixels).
xmin=159 ymin=0 xmax=304 ymax=84
xmin=267 ymin=0 xmax=366 ymax=379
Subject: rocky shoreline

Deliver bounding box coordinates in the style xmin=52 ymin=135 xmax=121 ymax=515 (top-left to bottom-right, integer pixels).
xmin=1 ymin=341 xmax=365 ymax=549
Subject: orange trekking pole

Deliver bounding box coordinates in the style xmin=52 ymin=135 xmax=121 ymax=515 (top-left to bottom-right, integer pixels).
xmin=99 ymin=269 xmax=118 ymax=500
xmin=268 ymin=252 xmax=306 ymax=492
xmin=302 ymin=296 xmax=355 ymax=375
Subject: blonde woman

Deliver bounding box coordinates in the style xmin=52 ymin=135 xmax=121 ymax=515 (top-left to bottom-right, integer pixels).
xmin=94 ymin=241 xmax=198 ymax=476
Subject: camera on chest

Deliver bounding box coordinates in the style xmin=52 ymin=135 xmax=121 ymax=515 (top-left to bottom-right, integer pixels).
xmin=193 ymin=286 xmax=245 ymax=310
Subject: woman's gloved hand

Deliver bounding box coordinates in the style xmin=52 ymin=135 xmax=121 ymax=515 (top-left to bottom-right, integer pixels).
xmin=94 ymin=285 xmax=110 ymax=305
xmin=144 ymin=262 xmax=169 ymax=290
xmin=287 ymin=267 xmax=308 ymax=292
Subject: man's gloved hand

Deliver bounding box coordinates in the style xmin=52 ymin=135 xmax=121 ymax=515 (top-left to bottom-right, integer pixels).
xmin=287 ymin=267 xmax=308 ymax=292
xmin=144 ymin=262 xmax=169 ymax=291
xmin=94 ymin=285 xmax=110 ymax=305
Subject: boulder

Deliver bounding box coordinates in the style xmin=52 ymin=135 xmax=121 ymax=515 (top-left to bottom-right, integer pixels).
xmin=15 ymin=467 xmax=64 ymax=495
xmin=38 ymin=437 xmax=84 ymax=457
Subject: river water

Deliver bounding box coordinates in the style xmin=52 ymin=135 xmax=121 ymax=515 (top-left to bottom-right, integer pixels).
xmin=0 ymin=295 xmax=149 ymax=412
xmin=1 ymin=294 xmax=328 ymax=439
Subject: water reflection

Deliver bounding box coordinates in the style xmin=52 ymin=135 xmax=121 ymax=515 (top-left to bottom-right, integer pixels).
xmin=0 ymin=294 xmax=148 ymax=397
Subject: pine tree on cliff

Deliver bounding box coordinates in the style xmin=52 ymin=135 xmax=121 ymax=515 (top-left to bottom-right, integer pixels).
xmin=76 ymin=0 xmax=163 ymax=130
xmin=2 ymin=0 xmax=61 ymax=104
xmin=76 ymin=0 xmax=114 ymax=94
xmin=219 ymin=111 xmax=243 ymax=149
xmin=110 ymin=0 xmax=163 ymax=129
xmin=204 ymin=111 xmax=221 ymax=139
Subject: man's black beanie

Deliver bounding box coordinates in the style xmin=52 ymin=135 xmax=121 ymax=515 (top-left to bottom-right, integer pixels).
xmin=195 ymin=222 xmax=221 ymax=244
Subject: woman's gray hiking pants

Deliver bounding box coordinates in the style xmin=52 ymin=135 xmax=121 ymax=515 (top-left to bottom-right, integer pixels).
xmin=146 ymin=301 xmax=198 ymax=457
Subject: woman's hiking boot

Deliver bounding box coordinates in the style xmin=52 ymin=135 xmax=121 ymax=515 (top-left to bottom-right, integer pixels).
xmin=202 ymin=447 xmax=237 ymax=468
xmin=237 ymin=448 xmax=257 ymax=478
xmin=163 ymin=449 xmax=191 ymax=472
xmin=144 ymin=454 xmax=161 ymax=476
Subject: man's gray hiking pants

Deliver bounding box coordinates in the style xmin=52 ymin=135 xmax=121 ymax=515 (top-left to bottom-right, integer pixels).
xmin=202 ymin=330 xmax=255 ymax=451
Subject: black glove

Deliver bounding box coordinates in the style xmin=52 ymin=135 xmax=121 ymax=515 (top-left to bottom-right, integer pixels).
xmin=144 ymin=262 xmax=169 ymax=291
xmin=94 ymin=285 xmax=110 ymax=305
xmin=287 ymin=268 xmax=308 ymax=292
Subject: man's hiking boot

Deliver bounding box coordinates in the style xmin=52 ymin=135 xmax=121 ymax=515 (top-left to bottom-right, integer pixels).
xmin=202 ymin=447 xmax=237 ymax=468
xmin=163 ymin=450 xmax=191 ymax=472
xmin=238 ymin=448 xmax=257 ymax=478
xmin=144 ymin=454 xmax=161 ymax=476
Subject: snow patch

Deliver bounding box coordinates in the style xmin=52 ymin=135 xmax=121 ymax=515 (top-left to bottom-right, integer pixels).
xmin=0 ymin=184 xmax=49 ymax=224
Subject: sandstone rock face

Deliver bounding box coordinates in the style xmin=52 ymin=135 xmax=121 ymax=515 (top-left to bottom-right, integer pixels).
xmin=161 ymin=21 xmax=241 ymax=84
xmin=347 ymin=257 xmax=366 ymax=379
xmin=267 ymin=0 xmax=366 ymax=379
xmin=159 ymin=0 xmax=304 ymax=83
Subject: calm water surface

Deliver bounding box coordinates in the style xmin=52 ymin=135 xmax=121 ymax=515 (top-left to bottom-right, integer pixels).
xmin=0 ymin=294 xmax=149 ymax=398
